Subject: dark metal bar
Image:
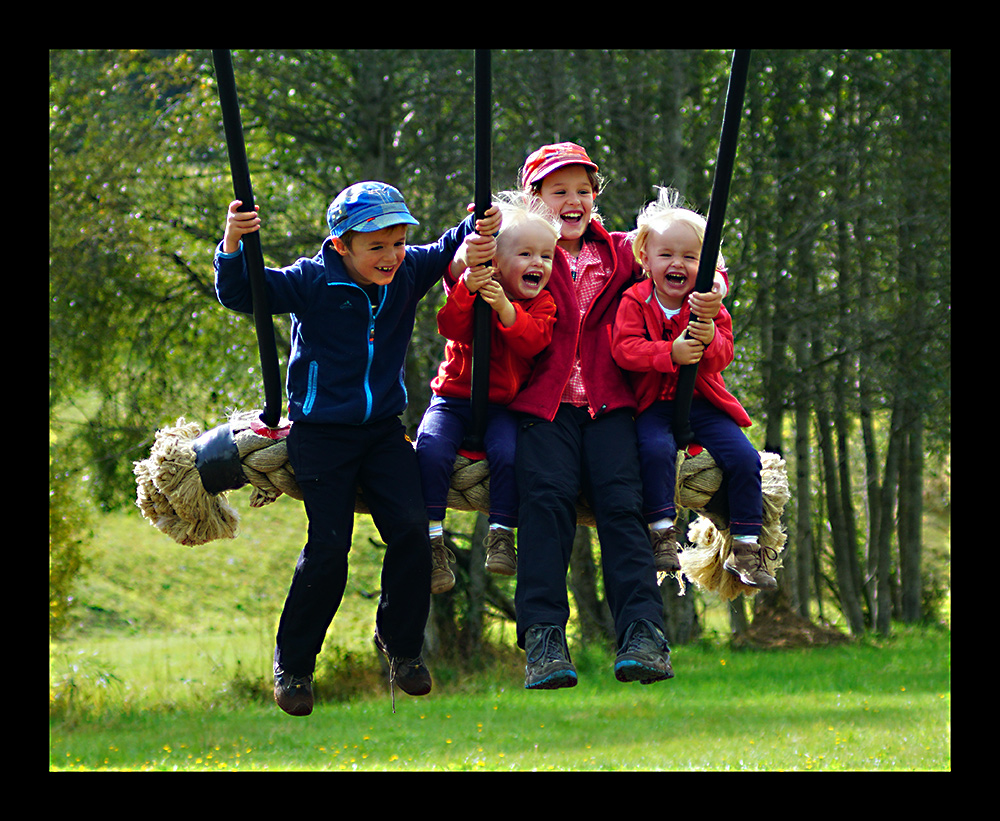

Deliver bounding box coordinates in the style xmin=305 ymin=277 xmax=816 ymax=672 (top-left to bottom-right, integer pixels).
xmin=212 ymin=49 xmax=283 ymax=429
xmin=673 ymin=49 xmax=752 ymax=447
xmin=467 ymin=49 xmax=493 ymax=451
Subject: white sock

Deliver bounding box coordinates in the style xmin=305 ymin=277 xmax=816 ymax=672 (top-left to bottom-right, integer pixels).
xmin=429 ymin=521 xmax=443 ymax=538
xmin=734 ymin=535 xmax=759 ymax=546
xmin=650 ymin=518 xmax=674 ymax=531
xmin=491 ymin=524 xmax=514 ymax=533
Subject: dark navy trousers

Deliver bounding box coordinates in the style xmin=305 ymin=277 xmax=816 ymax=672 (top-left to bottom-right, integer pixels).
xmin=636 ymin=399 xmax=762 ymax=538
xmin=513 ymin=404 xmax=665 ymax=648
xmin=415 ymin=394 xmax=519 ymax=528
xmin=275 ymin=416 xmax=431 ymax=675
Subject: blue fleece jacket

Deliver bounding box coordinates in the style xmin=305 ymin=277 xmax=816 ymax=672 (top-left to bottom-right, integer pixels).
xmin=214 ymin=215 xmax=474 ymax=425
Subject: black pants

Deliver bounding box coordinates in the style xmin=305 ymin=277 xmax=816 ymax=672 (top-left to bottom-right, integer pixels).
xmin=275 ymin=416 xmax=431 ymax=675
xmin=513 ymin=405 xmax=665 ymax=648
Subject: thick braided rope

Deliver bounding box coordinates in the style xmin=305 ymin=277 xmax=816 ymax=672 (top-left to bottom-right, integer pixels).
xmin=135 ymin=414 xmax=784 ymax=562
xmin=675 ymin=447 xmax=790 ymax=600
xmin=134 ymin=413 xmax=564 ymax=546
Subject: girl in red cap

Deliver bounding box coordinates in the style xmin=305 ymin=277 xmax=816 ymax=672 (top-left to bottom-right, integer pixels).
xmin=501 ymin=143 xmax=727 ymax=688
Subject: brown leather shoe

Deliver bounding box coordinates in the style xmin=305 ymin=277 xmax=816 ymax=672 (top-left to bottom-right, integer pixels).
xmin=724 ymin=540 xmax=778 ymax=590
xmin=430 ymin=534 xmax=456 ymax=594
xmin=484 ymin=528 xmax=517 ymax=576
xmin=375 ymin=630 xmax=432 ymax=712
xmin=651 ymin=526 xmax=682 ymax=573
xmin=274 ymin=669 xmax=313 ymax=716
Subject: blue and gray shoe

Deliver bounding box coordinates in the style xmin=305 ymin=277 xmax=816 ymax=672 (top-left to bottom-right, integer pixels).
xmin=524 ymin=624 xmax=578 ymax=690
xmin=614 ymin=619 xmax=674 ymax=684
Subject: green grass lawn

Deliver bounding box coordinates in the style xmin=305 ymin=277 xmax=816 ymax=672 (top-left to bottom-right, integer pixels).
xmin=50 ymin=492 xmax=951 ymax=771
xmin=50 ymin=628 xmax=950 ymax=771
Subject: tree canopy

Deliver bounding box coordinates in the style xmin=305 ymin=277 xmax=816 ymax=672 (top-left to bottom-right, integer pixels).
xmin=50 ymin=49 xmax=950 ymax=635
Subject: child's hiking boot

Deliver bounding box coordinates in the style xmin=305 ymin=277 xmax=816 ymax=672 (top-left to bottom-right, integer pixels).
xmin=274 ymin=667 xmax=314 ymax=716
xmin=650 ymin=525 xmax=682 ymax=573
xmin=375 ymin=630 xmax=432 ymax=712
xmin=430 ymin=534 xmax=456 ymax=594
xmin=524 ymin=624 xmax=577 ymax=690
xmin=484 ymin=528 xmax=517 ymax=576
xmin=614 ymin=618 xmax=674 ymax=684
xmin=723 ymin=540 xmax=778 ymax=590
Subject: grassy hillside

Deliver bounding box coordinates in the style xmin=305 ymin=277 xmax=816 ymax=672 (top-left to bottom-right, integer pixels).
xmin=50 ymin=488 xmax=950 ymax=771
xmin=52 ymin=492 xmax=502 ymax=711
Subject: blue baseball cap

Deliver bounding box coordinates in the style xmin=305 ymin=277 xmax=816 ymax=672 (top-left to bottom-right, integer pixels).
xmin=326 ymin=181 xmax=419 ymax=238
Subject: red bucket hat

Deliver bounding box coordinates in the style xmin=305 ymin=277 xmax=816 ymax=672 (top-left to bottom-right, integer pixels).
xmin=521 ymin=142 xmax=598 ymax=188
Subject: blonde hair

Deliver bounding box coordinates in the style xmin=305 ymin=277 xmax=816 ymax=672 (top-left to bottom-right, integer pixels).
xmin=632 ymin=186 xmax=725 ymax=272
xmin=494 ymin=190 xmax=561 ymax=249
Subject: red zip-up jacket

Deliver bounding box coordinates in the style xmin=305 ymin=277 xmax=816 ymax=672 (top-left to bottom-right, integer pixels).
xmin=507 ymin=219 xmax=643 ymax=421
xmin=611 ymin=277 xmax=751 ymax=427
xmin=431 ymin=276 xmax=557 ymax=405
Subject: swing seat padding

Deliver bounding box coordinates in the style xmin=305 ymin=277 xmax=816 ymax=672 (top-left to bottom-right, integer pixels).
xmin=134 ymin=411 xmax=604 ymax=546
xmin=674 ymin=445 xmax=790 ymax=601
xmin=134 ymin=411 xmax=790 ymax=598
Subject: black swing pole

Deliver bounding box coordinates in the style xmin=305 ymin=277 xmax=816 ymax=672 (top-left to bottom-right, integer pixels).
xmin=212 ymin=49 xmax=283 ymax=430
xmin=466 ymin=48 xmax=493 ymax=452
xmin=673 ymin=48 xmax=751 ymax=448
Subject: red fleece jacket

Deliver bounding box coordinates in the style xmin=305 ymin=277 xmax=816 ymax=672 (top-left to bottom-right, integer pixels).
xmin=507 ymin=219 xmax=644 ymax=421
xmin=431 ymin=276 xmax=556 ymax=406
xmin=611 ymin=277 xmax=751 ymax=427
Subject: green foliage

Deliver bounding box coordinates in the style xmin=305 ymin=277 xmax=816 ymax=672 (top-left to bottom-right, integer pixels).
xmin=49 ymin=49 xmax=949 ymax=634
xmin=49 ymin=489 xmax=949 ymax=770
xmin=50 ymin=627 xmax=950 ymax=771
xmin=49 ymin=433 xmax=89 ymax=639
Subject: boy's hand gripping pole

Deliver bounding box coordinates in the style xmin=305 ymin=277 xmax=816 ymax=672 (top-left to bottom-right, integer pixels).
xmin=673 ymin=49 xmax=751 ymax=447
xmin=212 ymin=49 xmax=283 ymax=431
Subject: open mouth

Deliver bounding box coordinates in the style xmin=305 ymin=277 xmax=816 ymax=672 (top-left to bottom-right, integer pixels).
xmin=560 ymin=211 xmax=584 ymax=225
xmin=522 ymin=272 xmax=542 ymax=287
xmin=665 ymin=272 xmax=688 ymax=286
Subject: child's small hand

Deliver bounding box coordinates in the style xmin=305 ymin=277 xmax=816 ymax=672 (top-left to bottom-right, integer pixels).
xmin=712 ymin=270 xmax=728 ymax=299
xmin=451 ymin=233 xmax=496 ymax=279
xmin=686 ymin=316 xmax=715 ymax=347
xmin=688 ymin=288 xmax=722 ymax=321
xmin=463 ymin=232 xmax=498 ymax=269
xmin=462 ymin=264 xmax=496 ymax=294
xmin=474 ymin=204 xmax=502 ymax=237
xmin=478 ymin=277 xmax=516 ymax=327
xmin=671 ymin=329 xmax=705 ymax=365
xmin=223 ymin=200 xmax=261 ymax=254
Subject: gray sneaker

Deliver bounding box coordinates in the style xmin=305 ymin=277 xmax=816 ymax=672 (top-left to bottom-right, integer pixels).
xmin=484 ymin=528 xmax=517 ymax=576
xmin=524 ymin=624 xmax=577 ymax=690
xmin=274 ymin=668 xmax=314 ymax=716
xmin=430 ymin=534 xmax=456 ymax=594
xmin=614 ymin=619 xmax=674 ymax=684
xmin=650 ymin=526 xmax=682 ymax=572
xmin=724 ymin=540 xmax=778 ymax=590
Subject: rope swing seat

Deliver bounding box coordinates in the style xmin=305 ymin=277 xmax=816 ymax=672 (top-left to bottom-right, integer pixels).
xmin=132 ymin=409 xmax=528 ymax=544
xmin=133 ymin=49 xmax=789 ymax=603
xmin=132 ymin=409 xmax=789 ymax=602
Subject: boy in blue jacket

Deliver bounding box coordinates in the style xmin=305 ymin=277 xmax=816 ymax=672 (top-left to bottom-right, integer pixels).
xmin=216 ymin=182 xmax=499 ymax=715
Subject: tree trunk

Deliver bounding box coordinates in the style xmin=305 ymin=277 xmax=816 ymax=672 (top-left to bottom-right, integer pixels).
xmin=661 ymin=512 xmax=700 ymax=644
xmin=875 ymin=408 xmax=903 ymax=636
xmin=465 ymin=513 xmax=489 ymax=652
xmin=569 ymin=525 xmax=615 ymax=648
xmin=898 ymin=413 xmax=925 ymax=623
xmin=816 ymin=404 xmax=866 ymax=635
xmin=793 ymin=384 xmax=814 ymax=620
